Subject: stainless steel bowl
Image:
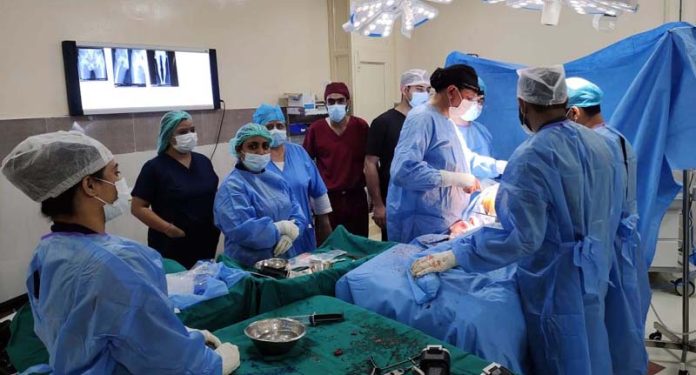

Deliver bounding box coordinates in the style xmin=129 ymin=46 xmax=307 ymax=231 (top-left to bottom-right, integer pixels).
xmin=254 ymin=258 xmax=288 ymax=271
xmin=244 ymin=318 xmax=306 ymax=356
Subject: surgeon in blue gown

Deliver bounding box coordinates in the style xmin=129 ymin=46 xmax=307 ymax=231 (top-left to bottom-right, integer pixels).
xmin=1 ymin=131 xmax=239 ymax=374
xmin=452 ymin=77 xmax=494 ymax=157
xmin=214 ymin=123 xmax=307 ymax=266
xmin=252 ymin=104 xmax=333 ymax=250
xmin=448 ymin=77 xmax=507 ymax=181
xmin=567 ymin=77 xmax=648 ymax=374
xmin=412 ymin=66 xmax=625 ymax=374
xmin=387 ymin=64 xmax=482 ymax=244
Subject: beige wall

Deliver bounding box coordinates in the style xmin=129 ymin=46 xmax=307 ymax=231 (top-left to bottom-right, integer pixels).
xmin=0 ymin=0 xmax=331 ymax=119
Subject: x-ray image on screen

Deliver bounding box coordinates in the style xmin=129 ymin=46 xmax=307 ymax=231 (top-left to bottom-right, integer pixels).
xmin=113 ymin=48 xmax=148 ymax=87
xmin=78 ymin=48 xmax=107 ymax=81
xmin=147 ymin=50 xmax=179 ymax=87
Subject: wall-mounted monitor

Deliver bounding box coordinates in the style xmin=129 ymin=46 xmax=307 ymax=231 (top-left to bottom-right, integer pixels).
xmin=62 ymin=41 xmax=220 ymax=115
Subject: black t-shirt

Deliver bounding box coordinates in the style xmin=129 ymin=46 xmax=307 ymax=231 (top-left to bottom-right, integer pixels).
xmin=366 ymin=108 xmax=406 ymax=198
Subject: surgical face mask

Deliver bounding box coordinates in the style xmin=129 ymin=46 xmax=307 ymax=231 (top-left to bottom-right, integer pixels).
xmin=94 ymin=178 xmax=131 ymax=222
xmin=460 ymin=102 xmax=483 ymax=122
xmin=173 ymin=132 xmax=198 ymax=153
xmin=518 ymin=108 xmax=535 ymax=136
xmin=242 ymin=152 xmax=271 ymax=172
xmin=327 ymin=104 xmax=347 ymax=123
xmin=269 ymin=128 xmax=287 ymax=148
xmin=449 ymin=91 xmax=477 ymax=123
xmin=409 ymin=91 xmax=429 ymax=108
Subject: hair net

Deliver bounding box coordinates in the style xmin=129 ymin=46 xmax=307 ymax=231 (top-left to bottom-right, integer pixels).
xmin=228 ymin=123 xmax=272 ymax=157
xmin=1 ymin=131 xmax=113 ymax=202
xmin=430 ymin=64 xmax=479 ymax=93
xmin=324 ymin=82 xmax=351 ymax=100
xmin=516 ymin=65 xmax=568 ymax=106
xmin=252 ymin=104 xmax=285 ymax=126
xmin=400 ymin=69 xmax=430 ymax=88
xmin=566 ymin=77 xmax=603 ymax=108
xmin=157 ymin=111 xmax=192 ymax=154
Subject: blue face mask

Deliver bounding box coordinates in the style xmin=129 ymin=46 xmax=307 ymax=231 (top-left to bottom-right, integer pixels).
xmin=242 ymin=152 xmax=270 ymax=172
xmin=269 ymin=129 xmax=287 ymax=148
xmin=327 ymin=104 xmax=347 ymax=123
xmin=409 ymin=91 xmax=429 ymax=108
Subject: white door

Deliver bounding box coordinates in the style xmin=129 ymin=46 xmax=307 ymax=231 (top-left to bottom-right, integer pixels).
xmin=354 ymin=61 xmax=389 ymax=124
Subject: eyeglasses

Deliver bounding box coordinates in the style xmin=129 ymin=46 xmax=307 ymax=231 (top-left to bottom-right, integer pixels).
xmin=265 ymin=122 xmax=286 ymax=131
xmin=326 ymin=98 xmax=347 ymax=106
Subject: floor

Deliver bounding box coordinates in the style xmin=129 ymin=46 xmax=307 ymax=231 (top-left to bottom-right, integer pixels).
xmin=645 ymin=273 xmax=696 ymax=374
xmin=368 ymin=214 xmax=696 ymax=374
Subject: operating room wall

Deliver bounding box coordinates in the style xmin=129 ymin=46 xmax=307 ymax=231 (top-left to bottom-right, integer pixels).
xmin=0 ymin=0 xmax=331 ymax=119
xmin=403 ymin=0 xmax=694 ymax=75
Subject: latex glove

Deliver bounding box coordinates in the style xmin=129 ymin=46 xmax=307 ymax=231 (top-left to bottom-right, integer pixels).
xmin=411 ymin=250 xmax=457 ymax=278
xmin=465 ymin=179 xmax=481 ymax=194
xmin=495 ymin=160 xmax=507 ymax=175
xmin=165 ymin=223 xmax=186 ymax=238
xmin=273 ymin=235 xmax=293 ymax=256
xmin=215 ymin=343 xmax=240 ymax=375
xmin=186 ymin=327 xmax=222 ymax=348
xmin=440 ymin=171 xmax=479 ymax=194
xmin=274 ymin=220 xmax=299 ymax=240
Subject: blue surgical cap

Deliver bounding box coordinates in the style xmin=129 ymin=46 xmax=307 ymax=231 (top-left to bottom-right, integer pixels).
xmin=228 ymin=123 xmax=272 ymax=157
xmin=252 ymin=104 xmax=285 ymax=126
xmin=566 ymin=77 xmax=603 ymax=108
xmin=478 ymin=77 xmax=487 ymax=96
xmin=157 ymin=111 xmax=192 ymax=154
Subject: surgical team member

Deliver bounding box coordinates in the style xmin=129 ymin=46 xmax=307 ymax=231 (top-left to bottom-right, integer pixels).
xmin=253 ymin=103 xmax=333 ymax=250
xmin=303 ymin=82 xmax=370 ymax=237
xmin=567 ymin=77 xmax=649 ymax=374
xmin=412 ymin=66 xmax=626 ymax=374
xmin=1 ymin=131 xmax=238 ymax=374
xmin=214 ymin=123 xmax=307 ymax=266
xmin=387 ymin=64 xmax=481 ymax=244
xmin=451 ymin=77 xmax=494 ymax=157
xmin=449 ymin=76 xmax=507 ymax=180
xmin=365 ymin=69 xmax=430 ymax=240
xmin=131 ymin=111 xmax=220 ymax=269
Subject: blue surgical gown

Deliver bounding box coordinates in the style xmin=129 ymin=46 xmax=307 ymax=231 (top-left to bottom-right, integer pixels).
xmin=214 ymin=164 xmax=307 ymax=266
xmin=452 ymin=120 xmax=622 ymax=374
xmin=457 ymin=121 xmax=493 ymax=157
xmin=596 ymin=124 xmax=649 ymax=375
xmin=266 ymin=142 xmax=328 ymax=252
xmin=453 ymin=121 xmax=503 ymax=180
xmin=387 ymin=104 xmax=471 ymax=243
xmin=27 ymin=232 xmax=221 ymax=374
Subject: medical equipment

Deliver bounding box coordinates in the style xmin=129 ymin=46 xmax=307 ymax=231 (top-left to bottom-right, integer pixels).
xmin=367 ymin=345 xmax=451 ymax=375
xmin=343 ymin=0 xmax=451 ymax=39
xmin=244 ymin=318 xmax=306 ymax=356
xmin=480 ymin=362 xmax=514 ymax=375
xmin=254 ymin=258 xmax=289 ymax=279
xmin=419 ymin=345 xmax=451 ymax=375
xmin=284 ymin=313 xmax=345 ymax=326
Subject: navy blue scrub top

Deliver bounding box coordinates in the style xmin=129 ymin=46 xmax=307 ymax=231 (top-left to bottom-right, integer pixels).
xmin=132 ymin=152 xmax=220 ymax=268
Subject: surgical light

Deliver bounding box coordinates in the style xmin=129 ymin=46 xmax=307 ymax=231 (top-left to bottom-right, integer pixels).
xmin=343 ymin=0 xmax=451 ymax=38
xmin=481 ymin=0 xmax=638 ymax=29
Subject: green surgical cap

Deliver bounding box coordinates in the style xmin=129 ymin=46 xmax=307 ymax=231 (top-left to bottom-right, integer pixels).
xmin=157 ymin=111 xmax=192 ymax=154
xmin=228 ymin=123 xmax=272 ymax=157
